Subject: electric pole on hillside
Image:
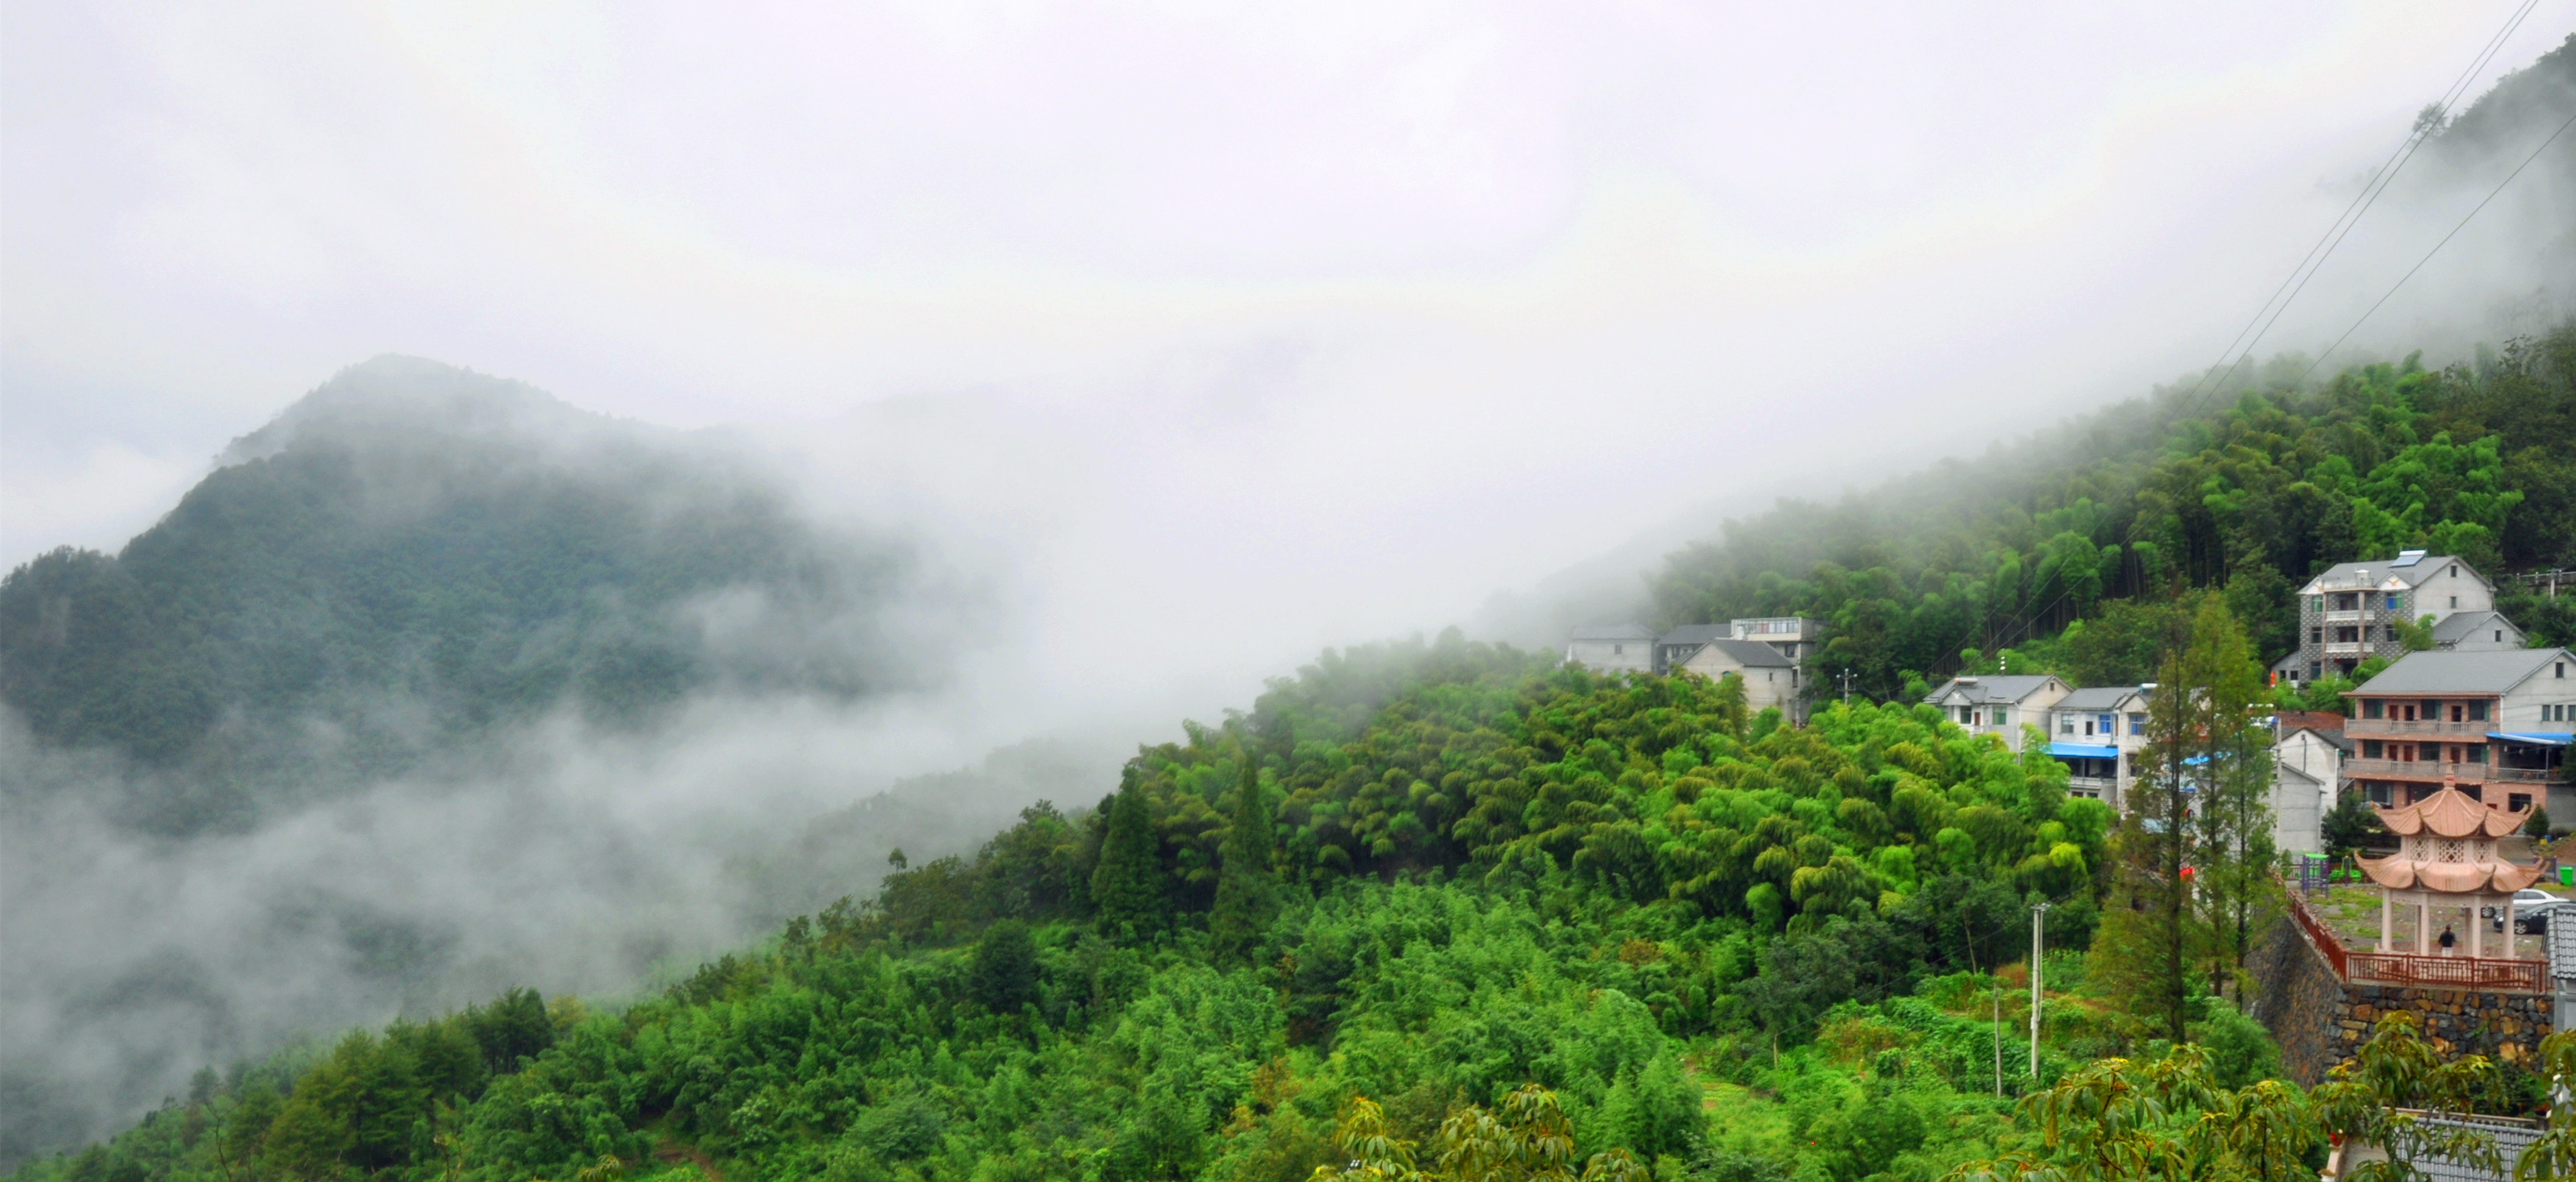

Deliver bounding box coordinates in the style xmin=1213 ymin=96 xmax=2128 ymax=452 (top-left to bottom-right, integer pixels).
xmin=1839 ymin=668 xmax=1854 ymax=705
xmin=2029 ymin=901 xmax=2051 ymax=1078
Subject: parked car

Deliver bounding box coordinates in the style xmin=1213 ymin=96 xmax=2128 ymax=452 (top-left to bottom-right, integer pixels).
xmin=2510 ymin=888 xmax=2570 ymax=935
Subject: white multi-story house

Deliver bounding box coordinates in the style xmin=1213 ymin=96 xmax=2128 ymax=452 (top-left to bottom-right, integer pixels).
xmin=1923 ymin=674 xmax=2071 ymax=753
xmin=2045 ymin=686 xmax=2151 ymax=806
xmin=2271 ymin=722 xmax=2348 ymax=854
xmin=1673 ymin=637 xmax=1806 ymax=722
xmin=1564 ymin=624 xmax=1656 ymax=674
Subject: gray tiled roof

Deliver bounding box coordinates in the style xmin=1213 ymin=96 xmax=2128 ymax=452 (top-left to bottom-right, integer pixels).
xmin=2429 ymin=610 xmax=2515 ymax=644
xmin=1694 ymin=638 xmax=1796 ymax=668
xmin=1656 ymin=624 xmax=1731 ymax=646
xmin=1569 ymin=623 xmax=1656 ymax=641
xmin=2351 ymin=648 xmax=2574 ymax=696
xmin=2301 ymin=555 xmax=2475 ymax=591
xmin=2056 ymin=686 xmax=2145 ymax=711
xmin=1924 ymin=674 xmax=2060 ymax=704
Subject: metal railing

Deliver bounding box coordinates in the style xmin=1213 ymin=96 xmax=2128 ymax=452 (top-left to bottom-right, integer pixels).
xmin=2283 ymin=894 xmax=2549 ymax=994
xmin=2347 ymin=717 xmax=2490 ymax=736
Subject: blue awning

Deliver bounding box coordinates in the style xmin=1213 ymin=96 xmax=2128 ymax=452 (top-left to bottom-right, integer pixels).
xmin=2489 ymin=732 xmax=2574 ymax=746
xmin=2048 ymin=742 xmax=2118 ymax=760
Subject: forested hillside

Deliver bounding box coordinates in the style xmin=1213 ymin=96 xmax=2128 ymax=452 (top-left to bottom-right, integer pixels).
xmin=1652 ymin=323 xmax=2576 ymax=699
xmin=21 ymin=631 xmax=2566 ymax=1182
xmin=0 ymin=357 xmax=932 ymax=832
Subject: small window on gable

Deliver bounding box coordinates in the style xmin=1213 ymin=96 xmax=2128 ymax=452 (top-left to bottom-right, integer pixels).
xmin=2448 ymin=564 xmax=2456 ymax=577
xmin=2449 ymin=596 xmax=2457 ymax=608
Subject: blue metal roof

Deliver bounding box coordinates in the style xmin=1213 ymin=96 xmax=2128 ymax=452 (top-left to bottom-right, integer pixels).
xmin=2048 ymin=742 xmax=2119 ymax=760
xmin=2489 ymin=732 xmax=2574 ymax=747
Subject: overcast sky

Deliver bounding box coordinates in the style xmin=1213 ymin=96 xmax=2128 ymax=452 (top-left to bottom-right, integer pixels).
xmin=5 ymin=1 xmax=2571 ymax=713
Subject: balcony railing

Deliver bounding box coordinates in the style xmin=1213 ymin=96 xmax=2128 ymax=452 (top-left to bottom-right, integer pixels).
xmin=2285 ymin=894 xmax=2547 ymax=994
xmin=2343 ymin=757 xmax=2486 ymax=781
xmin=2323 ymin=610 xmax=2365 ymax=624
xmin=2067 ymin=775 xmax=2115 ymax=797
xmin=2488 ymin=765 xmax=2569 ymax=784
xmin=2324 ymin=641 xmax=2369 ymax=656
xmin=2347 ymin=717 xmax=2491 ymax=736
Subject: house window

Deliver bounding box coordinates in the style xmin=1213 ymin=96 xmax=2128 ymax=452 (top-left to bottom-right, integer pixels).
xmin=1958 ymin=707 xmax=1972 ymax=724
xmin=2510 ymin=793 xmax=2533 ymax=810
xmin=2495 ymin=630 xmax=2504 ymax=642
xmin=2362 ymin=740 xmax=2383 ymax=759
xmin=2310 ymin=627 xmax=2322 ymax=644
xmin=2450 ymin=704 xmax=2463 ymax=723
xmin=2309 ymin=662 xmax=2322 ymax=680
xmin=2468 ymin=701 xmax=2488 ymax=721
xmin=2096 ymin=713 xmax=2113 ymax=734
xmin=2468 ymin=746 xmax=2485 ymax=764
xmin=2128 ymin=713 xmax=2145 ymax=735
xmin=2336 ymin=627 xmax=2360 ymax=643
xmin=2060 ymin=714 xmax=2074 ymax=734
xmin=2363 ymin=700 xmax=2383 ymax=719
xmin=2449 ymin=564 xmax=2457 ymax=577
xmin=2558 ymin=662 xmax=2566 ymax=678
xmin=2449 ymin=596 xmax=2458 ymax=608
xmin=1992 ymin=707 xmax=2007 ymax=727
xmin=1612 ymin=644 xmax=1622 ymax=654
xmin=2385 ymin=594 xmax=2400 ymax=610
xmin=2365 ymin=782 xmax=2392 ymax=805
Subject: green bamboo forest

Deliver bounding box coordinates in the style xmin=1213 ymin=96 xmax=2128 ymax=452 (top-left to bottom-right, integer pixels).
xmin=12 ymin=316 xmax=2576 ymax=1182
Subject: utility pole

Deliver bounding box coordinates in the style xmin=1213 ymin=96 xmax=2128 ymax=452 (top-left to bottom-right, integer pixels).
xmin=1840 ymin=668 xmax=1854 ymax=705
xmin=2029 ymin=901 xmax=2051 ymax=1078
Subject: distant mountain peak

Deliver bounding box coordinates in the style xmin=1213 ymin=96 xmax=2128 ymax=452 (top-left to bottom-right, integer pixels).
xmin=221 ymin=355 xmax=617 ymax=468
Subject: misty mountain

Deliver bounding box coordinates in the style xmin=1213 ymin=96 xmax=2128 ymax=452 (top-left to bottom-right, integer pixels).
xmin=0 ymin=357 xmax=944 ymax=833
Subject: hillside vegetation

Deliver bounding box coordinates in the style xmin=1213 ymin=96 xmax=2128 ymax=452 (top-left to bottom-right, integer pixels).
xmin=20 ymin=632 xmax=2567 ymax=1182
xmin=1653 ymin=318 xmax=2576 ymax=700
xmin=0 ymin=357 xmax=929 ymax=832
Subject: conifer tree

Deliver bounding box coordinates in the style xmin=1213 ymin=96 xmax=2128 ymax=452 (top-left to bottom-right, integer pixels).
xmin=1209 ymin=754 xmax=1279 ymax=965
xmin=1090 ymin=776 xmax=1165 ymax=942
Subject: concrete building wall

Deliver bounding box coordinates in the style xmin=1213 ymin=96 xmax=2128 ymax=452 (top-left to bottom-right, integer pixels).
xmin=1677 ymin=646 xmax=1803 ymax=720
xmin=1565 ymin=638 xmax=1652 ymax=674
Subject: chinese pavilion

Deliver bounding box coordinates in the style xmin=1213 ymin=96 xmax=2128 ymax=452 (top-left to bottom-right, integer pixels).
xmin=2357 ymin=777 xmax=2543 ymax=959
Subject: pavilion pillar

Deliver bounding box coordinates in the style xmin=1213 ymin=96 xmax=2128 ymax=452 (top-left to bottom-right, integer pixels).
xmin=2469 ymin=899 xmax=2482 ymax=959
xmin=2417 ymin=896 xmax=2430 ymax=955
xmin=2380 ymin=889 xmax=2393 ymax=952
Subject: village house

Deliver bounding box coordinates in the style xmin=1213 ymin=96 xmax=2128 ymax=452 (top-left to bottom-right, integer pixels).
xmin=2341 ymin=646 xmax=2576 ymax=820
xmin=1921 ymin=674 xmax=2070 ymax=754
xmin=1671 ymin=636 xmax=1806 ymax=722
xmin=1563 ymin=624 xmax=1655 ymax=674
xmin=2430 ymin=608 xmax=2527 ymax=652
xmin=2287 ymin=551 xmax=2496 ymax=684
xmin=2271 ymin=719 xmax=2349 ymax=854
xmin=2044 ymin=685 xmax=2150 ymax=805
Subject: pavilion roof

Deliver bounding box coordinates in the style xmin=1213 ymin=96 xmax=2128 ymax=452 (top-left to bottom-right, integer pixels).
xmin=2373 ymin=784 xmax=2527 ymax=838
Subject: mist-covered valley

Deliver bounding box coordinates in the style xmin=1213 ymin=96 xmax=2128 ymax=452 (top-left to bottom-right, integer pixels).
xmin=6 ymin=9 xmax=2576 ymax=1181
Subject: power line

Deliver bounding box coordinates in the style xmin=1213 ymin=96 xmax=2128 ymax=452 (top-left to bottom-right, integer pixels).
xmin=2294 ymin=105 xmax=2576 ymax=385
xmin=1942 ymin=11 xmax=2557 ymax=675
xmin=2169 ymin=0 xmax=2541 ymax=417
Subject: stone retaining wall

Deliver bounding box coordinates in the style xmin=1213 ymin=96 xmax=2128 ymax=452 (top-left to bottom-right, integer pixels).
xmin=2248 ymin=911 xmax=2555 ymax=1084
